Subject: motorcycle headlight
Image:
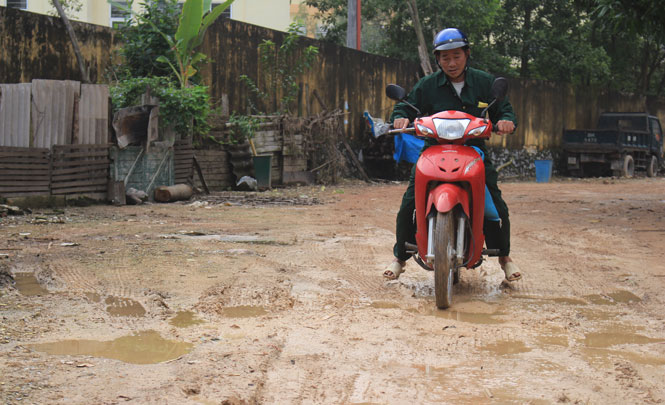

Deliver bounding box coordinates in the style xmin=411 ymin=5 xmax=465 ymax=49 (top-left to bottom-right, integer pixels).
xmin=416 ymin=123 xmax=434 ymax=136
xmin=468 ymin=125 xmax=487 ymax=137
xmin=433 ymin=118 xmax=470 ymax=140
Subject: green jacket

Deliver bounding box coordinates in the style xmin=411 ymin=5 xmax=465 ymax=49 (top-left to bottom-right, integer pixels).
xmin=390 ymin=67 xmax=517 ymax=149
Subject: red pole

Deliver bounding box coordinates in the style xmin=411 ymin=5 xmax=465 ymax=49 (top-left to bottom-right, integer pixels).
xmin=356 ymin=0 xmax=361 ymax=50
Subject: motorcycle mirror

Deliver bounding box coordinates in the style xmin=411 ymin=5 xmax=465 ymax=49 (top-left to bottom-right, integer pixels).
xmin=491 ymin=77 xmax=508 ymax=102
xmin=386 ymin=84 xmax=407 ymax=101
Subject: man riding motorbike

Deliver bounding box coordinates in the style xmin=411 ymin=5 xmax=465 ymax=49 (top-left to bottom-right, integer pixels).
xmin=384 ymin=28 xmax=522 ymax=283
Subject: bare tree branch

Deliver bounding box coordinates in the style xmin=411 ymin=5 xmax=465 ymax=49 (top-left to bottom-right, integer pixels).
xmin=405 ymin=0 xmax=433 ymax=76
xmin=52 ymin=0 xmax=90 ymax=83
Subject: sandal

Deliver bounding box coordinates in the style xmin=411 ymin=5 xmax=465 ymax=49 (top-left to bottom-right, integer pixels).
xmin=383 ymin=261 xmax=405 ymax=280
xmin=502 ymin=262 xmax=522 ymax=282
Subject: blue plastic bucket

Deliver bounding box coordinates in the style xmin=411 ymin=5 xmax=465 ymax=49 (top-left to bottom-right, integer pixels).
xmin=534 ymin=159 xmax=553 ymax=183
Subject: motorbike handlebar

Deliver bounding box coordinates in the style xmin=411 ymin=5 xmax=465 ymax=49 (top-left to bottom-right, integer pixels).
xmin=386 ymin=127 xmax=416 ymax=135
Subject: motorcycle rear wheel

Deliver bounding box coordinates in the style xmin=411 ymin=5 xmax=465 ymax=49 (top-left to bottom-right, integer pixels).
xmin=434 ymin=211 xmax=456 ymax=309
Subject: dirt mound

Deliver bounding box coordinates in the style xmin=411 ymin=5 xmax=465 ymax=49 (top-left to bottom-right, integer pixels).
xmin=195 ymin=280 xmax=294 ymax=315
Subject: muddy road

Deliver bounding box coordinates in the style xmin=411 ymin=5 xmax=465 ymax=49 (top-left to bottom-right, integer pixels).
xmin=1 ymin=177 xmax=665 ymax=404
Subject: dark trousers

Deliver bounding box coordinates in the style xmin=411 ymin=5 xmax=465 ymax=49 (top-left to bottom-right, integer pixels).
xmin=393 ymin=160 xmax=510 ymax=261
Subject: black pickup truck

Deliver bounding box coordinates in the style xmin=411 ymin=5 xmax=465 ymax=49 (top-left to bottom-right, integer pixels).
xmin=563 ymin=112 xmax=663 ymax=177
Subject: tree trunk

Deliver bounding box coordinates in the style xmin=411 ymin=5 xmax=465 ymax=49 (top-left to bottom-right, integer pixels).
xmin=644 ymin=41 xmax=664 ymax=94
xmin=520 ymin=5 xmax=533 ymax=78
xmin=405 ymin=0 xmax=433 ymax=76
xmin=639 ymin=41 xmax=650 ymax=94
xmin=656 ymin=71 xmax=665 ymax=97
xmin=52 ymin=0 xmax=90 ymax=83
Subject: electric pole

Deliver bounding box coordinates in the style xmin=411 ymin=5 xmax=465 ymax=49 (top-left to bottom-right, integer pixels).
xmin=346 ymin=0 xmax=361 ymax=50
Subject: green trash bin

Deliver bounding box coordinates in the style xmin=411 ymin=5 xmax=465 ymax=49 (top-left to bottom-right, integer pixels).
xmin=253 ymin=154 xmax=272 ymax=189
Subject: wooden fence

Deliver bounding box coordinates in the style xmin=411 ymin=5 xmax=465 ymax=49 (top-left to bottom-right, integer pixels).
xmin=191 ymin=119 xmax=310 ymax=191
xmin=0 ymin=146 xmax=50 ymax=196
xmin=0 ymin=145 xmax=110 ymax=199
xmin=174 ymin=139 xmax=194 ymax=185
xmin=51 ymin=144 xmax=111 ymax=196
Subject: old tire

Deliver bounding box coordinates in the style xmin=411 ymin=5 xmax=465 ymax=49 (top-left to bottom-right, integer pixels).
xmin=647 ymin=155 xmax=658 ymax=177
xmin=622 ymin=155 xmax=634 ymax=178
xmin=434 ymin=211 xmax=455 ymax=309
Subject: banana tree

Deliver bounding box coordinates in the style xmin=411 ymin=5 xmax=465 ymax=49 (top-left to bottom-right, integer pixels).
xmin=111 ymin=0 xmax=233 ymax=88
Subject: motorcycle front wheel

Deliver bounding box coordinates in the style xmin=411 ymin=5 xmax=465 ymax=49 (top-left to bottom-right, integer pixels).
xmin=434 ymin=211 xmax=456 ymax=309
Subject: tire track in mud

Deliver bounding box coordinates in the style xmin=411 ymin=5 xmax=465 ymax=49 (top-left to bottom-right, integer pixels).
xmin=43 ymin=254 xmax=99 ymax=293
xmin=304 ymin=230 xmax=397 ymax=302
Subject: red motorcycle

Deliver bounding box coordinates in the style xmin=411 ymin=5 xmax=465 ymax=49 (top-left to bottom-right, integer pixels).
xmin=386 ymin=78 xmax=508 ymax=309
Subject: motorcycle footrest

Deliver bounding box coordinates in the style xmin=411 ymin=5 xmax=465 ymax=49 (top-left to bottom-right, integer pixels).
xmin=482 ymin=248 xmax=500 ymax=257
xmin=404 ymin=242 xmax=418 ymax=251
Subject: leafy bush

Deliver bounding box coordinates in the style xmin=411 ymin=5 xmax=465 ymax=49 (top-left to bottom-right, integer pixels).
xmin=111 ymin=0 xmax=181 ymax=81
xmin=227 ymin=113 xmax=260 ymax=144
xmin=110 ymin=76 xmax=211 ymax=138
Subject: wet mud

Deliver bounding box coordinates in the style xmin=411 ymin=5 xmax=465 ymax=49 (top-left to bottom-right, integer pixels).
xmin=1 ymin=179 xmax=664 ymax=404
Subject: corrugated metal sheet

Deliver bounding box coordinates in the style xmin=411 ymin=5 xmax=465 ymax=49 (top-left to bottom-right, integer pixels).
xmin=31 ymin=79 xmax=80 ymax=147
xmin=0 ymin=83 xmax=31 ymax=147
xmin=79 ymin=84 xmax=109 ymax=145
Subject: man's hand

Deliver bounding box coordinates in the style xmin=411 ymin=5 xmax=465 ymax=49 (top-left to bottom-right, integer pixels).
xmin=496 ymin=120 xmax=515 ymax=135
xmin=393 ymin=118 xmax=410 ymax=129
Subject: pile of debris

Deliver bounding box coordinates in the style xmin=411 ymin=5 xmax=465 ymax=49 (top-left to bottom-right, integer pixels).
xmin=193 ymin=191 xmax=321 ymax=207
xmin=0 ymin=204 xmax=30 ymax=216
xmin=487 ymin=148 xmax=560 ymax=179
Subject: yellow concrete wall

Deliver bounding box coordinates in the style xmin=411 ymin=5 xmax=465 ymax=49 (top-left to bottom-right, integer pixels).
xmin=2 ymin=0 xmax=293 ymax=30
xmin=230 ymin=0 xmax=290 ymax=32
xmin=0 ymin=0 xmax=142 ymax=26
xmin=0 ymin=6 xmax=117 ymax=83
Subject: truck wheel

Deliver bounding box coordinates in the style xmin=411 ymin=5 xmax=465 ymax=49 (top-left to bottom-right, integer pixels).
xmin=622 ymin=155 xmax=634 ymax=178
xmin=647 ymin=155 xmax=658 ymax=177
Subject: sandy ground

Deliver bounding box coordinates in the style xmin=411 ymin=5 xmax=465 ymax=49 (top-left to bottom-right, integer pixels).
xmin=1 ymin=177 xmax=665 ymax=404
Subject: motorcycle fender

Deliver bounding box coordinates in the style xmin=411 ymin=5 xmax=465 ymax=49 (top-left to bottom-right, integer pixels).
xmin=426 ymin=183 xmax=470 ymax=218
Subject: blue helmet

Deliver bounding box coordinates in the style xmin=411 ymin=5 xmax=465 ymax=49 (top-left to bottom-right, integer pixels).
xmin=433 ymin=28 xmax=469 ymax=52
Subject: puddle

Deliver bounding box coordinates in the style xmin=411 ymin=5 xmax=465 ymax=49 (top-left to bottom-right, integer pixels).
xmin=583 ymin=347 xmax=665 ymax=366
xmin=84 ymin=292 xmax=101 ymax=303
xmin=412 ymin=300 xmax=505 ymax=324
xmin=29 ymin=330 xmax=192 ymax=364
xmin=437 ymin=310 xmax=505 ymax=324
xmin=577 ymin=308 xmax=618 ymax=321
xmin=584 ymin=294 xmax=615 ymax=305
xmin=607 ymin=290 xmax=641 ymax=303
xmin=512 ymin=295 xmax=587 ymax=306
xmin=409 ymin=307 xmax=505 ymax=324
xmin=13 ymin=273 xmax=49 ymax=296
xmin=535 ymin=329 xmax=569 ymax=347
xmin=584 ymin=332 xmax=664 ymax=348
xmin=369 ymin=301 xmax=401 ymax=309
xmin=105 ymin=296 xmax=146 ymax=317
xmin=480 ymin=340 xmax=531 ymax=355
xmin=170 ymin=311 xmax=205 ymax=328
xmin=219 ymin=305 xmax=267 ymax=318
xmin=583 ymin=291 xmax=641 ymax=305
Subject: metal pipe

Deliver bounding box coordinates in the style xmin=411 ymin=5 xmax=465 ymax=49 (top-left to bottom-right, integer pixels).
xmin=456 ymin=216 xmax=465 ymax=264
xmin=426 ymin=215 xmax=435 ymax=261
xmin=356 ymin=0 xmax=361 ymax=50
